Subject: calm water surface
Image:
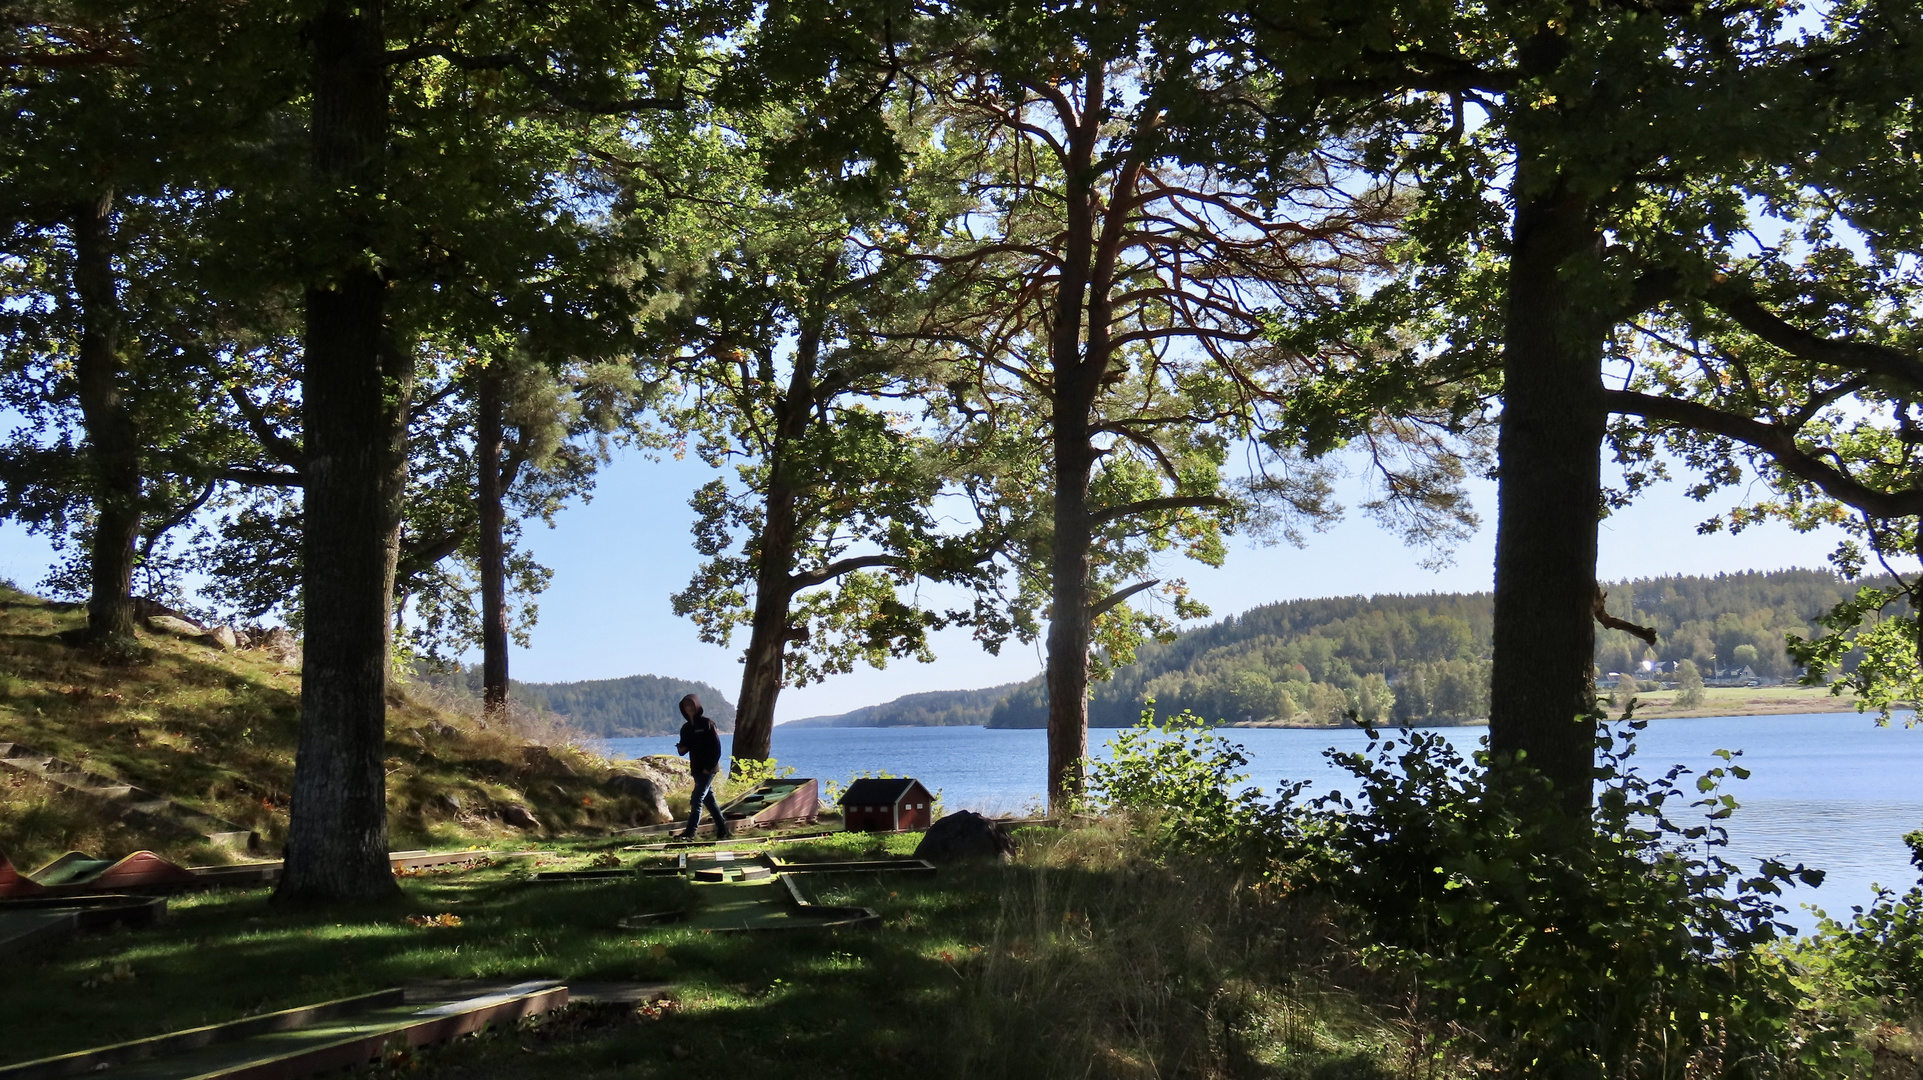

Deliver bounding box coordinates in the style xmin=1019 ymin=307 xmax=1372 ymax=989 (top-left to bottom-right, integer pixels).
xmin=604 ymin=712 xmax=1923 ymax=927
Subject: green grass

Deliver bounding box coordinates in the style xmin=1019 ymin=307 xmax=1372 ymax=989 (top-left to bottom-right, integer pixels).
xmin=1 ymin=825 xmax=1412 ymax=1080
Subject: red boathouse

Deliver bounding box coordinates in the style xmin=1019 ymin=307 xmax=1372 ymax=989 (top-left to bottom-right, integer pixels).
xmin=839 ymin=778 xmax=935 ymax=833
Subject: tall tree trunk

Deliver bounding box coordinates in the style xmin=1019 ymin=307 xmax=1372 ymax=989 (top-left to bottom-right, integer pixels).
xmin=730 ymin=538 xmax=796 ymax=764
xmin=278 ymin=0 xmax=404 ymax=905
xmin=476 ymin=366 xmax=509 ymax=716
xmin=1487 ymin=159 xmax=1609 ymax=818
xmin=71 ymin=191 xmax=140 ymax=647
xmin=1044 ymin=393 xmax=1097 ymax=812
xmin=730 ymin=326 xmax=822 ymax=765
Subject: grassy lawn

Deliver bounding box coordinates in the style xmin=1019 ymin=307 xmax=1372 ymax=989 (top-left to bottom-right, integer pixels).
xmin=1 ymin=826 xmax=1406 ymax=1080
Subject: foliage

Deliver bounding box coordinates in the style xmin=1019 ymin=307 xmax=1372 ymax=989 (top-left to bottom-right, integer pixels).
xmin=1315 ymin=723 xmax=1837 ymax=1078
xmin=723 ymin=755 xmax=795 ymax=790
xmin=1083 ymin=705 xmax=1309 ymax=868
xmin=986 ymin=569 xmax=1860 ymax=729
xmin=1085 ymin=708 xmax=1856 ymax=1076
xmin=655 ymin=101 xmax=1003 ymax=701
xmin=1673 ymin=659 xmax=1707 ymax=710
xmin=1800 ymin=827 xmax=1923 ymax=1030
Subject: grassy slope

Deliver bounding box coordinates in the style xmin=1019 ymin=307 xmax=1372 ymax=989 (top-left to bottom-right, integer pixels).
xmin=0 ymin=584 xmax=691 ymax=871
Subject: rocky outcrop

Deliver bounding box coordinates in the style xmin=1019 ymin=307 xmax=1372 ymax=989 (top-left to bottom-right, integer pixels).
xmin=914 ymin=811 xmax=1016 ymax=864
xmin=605 ymin=773 xmax=672 ymax=825
xmin=145 ymin=614 xmax=205 ymax=638
xmin=500 ymin=804 xmax=541 ymax=830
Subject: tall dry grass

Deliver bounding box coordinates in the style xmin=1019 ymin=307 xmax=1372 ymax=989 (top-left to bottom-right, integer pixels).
xmin=944 ymin=817 xmax=1424 ymax=1080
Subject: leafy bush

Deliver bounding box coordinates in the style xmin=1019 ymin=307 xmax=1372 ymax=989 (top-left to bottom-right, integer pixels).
xmin=1315 ymin=722 xmax=1838 ymax=1078
xmin=1084 ymin=705 xmax=1309 ymax=868
xmin=1801 ymin=827 xmax=1923 ymax=1029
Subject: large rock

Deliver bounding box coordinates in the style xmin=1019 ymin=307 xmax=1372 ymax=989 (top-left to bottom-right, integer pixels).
xmin=203 ymin=625 xmax=239 ymax=651
xmin=146 ymin=614 xmax=206 ymax=638
xmin=606 ymin=773 xmax=672 ymax=825
xmin=254 ymin=626 xmax=300 ymax=664
xmin=914 ymin=811 xmax=1016 ymax=864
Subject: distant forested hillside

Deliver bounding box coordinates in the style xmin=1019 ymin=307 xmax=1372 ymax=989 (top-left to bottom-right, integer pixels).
xmin=984 ymin=569 xmax=1867 ymax=729
xmin=415 ymin=666 xmax=737 ymax=736
xmin=784 ymin=682 xmax=1030 ymax=728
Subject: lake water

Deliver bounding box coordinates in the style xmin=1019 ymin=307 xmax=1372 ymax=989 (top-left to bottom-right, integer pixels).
xmin=603 ymin=712 xmax=1923 ymax=927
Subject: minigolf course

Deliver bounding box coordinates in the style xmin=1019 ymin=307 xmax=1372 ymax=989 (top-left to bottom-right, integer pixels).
xmin=609 ymin=848 xmax=940 ymax=932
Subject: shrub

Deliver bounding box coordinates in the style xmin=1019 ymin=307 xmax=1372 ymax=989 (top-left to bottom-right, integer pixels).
xmin=1800 ymin=826 xmax=1923 ymax=1030
xmin=1083 ymin=706 xmax=1310 ymax=869
xmin=1315 ymin=722 xmax=1837 ymax=1078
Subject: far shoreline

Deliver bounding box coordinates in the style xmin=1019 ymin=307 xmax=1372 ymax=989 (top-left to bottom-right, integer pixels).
xmin=1226 ymin=683 xmax=1883 ymax=729
xmin=742 ymin=684 xmax=1894 ymax=735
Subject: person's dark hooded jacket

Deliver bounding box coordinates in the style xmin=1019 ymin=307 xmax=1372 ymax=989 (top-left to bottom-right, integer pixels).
xmin=675 ymin=693 xmax=724 ymax=775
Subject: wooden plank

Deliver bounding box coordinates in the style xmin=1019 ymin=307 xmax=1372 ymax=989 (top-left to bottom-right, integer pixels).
xmin=195 ymin=984 xmax=566 ymax=1080
xmin=0 ymin=896 xmax=166 ymax=958
xmin=0 ymin=985 xmax=565 ymax=1080
xmin=0 ymin=908 xmax=76 ymax=956
xmin=772 ymin=858 xmax=938 ymax=878
xmin=0 ymin=989 xmax=404 ymax=1080
xmin=390 ymin=850 xmax=532 ymax=870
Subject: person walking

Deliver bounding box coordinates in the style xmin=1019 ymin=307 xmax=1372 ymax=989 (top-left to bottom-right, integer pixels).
xmin=674 ymin=693 xmax=731 ymax=839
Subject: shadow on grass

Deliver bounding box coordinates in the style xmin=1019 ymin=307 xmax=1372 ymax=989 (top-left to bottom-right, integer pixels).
xmin=1 ymin=839 xmax=1408 ymax=1080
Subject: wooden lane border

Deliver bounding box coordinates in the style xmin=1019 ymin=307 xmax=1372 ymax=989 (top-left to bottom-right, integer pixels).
xmin=207 ymin=982 xmax=567 ymax=1080
xmin=0 ymin=983 xmax=567 ymax=1080
xmin=390 ymin=850 xmax=544 ymax=871
xmin=770 ymin=871 xmax=880 ymax=931
xmin=0 ymin=989 xmax=406 ymax=1080
xmin=770 ymin=858 xmax=938 ymax=878
xmin=20 ymin=851 xmax=542 ymax=898
xmin=0 ymin=895 xmax=168 ymax=958
xmin=620 ymin=828 xmax=839 ymax=849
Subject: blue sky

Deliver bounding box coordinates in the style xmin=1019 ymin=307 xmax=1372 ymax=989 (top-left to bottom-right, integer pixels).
xmin=2 ymin=443 xmax=1847 ymax=724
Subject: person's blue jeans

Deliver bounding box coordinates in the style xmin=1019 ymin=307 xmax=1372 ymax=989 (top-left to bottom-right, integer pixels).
xmin=684 ymin=770 xmax=728 ymax=837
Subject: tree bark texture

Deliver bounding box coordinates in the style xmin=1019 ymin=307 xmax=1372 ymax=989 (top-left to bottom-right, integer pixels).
xmin=1044 ymin=395 xmax=1097 ymax=811
xmin=730 ymin=327 xmax=821 ymax=765
xmin=278 ymin=0 xmax=405 ymax=905
xmin=71 ymin=192 xmax=141 ymax=646
xmin=476 ymin=366 xmax=509 ymax=716
xmin=1487 ymin=159 xmax=1609 ymax=818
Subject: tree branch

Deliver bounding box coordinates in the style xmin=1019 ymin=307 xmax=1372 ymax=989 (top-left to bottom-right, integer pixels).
xmin=383 ymin=44 xmax=684 ymax=114
xmin=1088 ymin=494 xmax=1234 ymax=527
xmin=215 ymin=467 xmax=305 ymax=488
xmin=396 ymin=528 xmax=470 ymax=581
xmin=1703 ymin=283 xmax=1923 ymax=391
xmin=1605 ymin=388 xmax=1923 ymax=518
xmin=788 ymin=553 xmax=907 ymax=591
xmin=228 ymin=385 xmax=303 ymax=468
xmin=1088 ymin=578 xmax=1159 ymax=621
